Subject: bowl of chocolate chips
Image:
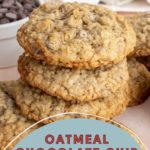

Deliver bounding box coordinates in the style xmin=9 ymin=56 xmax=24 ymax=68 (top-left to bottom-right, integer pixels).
xmin=0 ymin=0 xmax=44 ymax=68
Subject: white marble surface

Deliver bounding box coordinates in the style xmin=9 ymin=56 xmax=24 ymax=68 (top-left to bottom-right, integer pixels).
xmin=0 ymin=67 xmax=150 ymax=148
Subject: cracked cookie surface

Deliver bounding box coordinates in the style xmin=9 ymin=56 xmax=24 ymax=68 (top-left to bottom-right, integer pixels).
xmin=128 ymin=58 xmax=150 ymax=106
xmin=127 ymin=13 xmax=150 ymax=57
xmin=0 ymin=80 xmax=129 ymax=124
xmin=18 ymin=53 xmax=129 ymax=102
xmin=0 ymin=88 xmax=36 ymax=149
xmin=17 ymin=2 xmax=135 ymax=69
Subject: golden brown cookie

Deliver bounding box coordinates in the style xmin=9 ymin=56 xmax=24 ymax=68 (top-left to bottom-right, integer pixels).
xmin=17 ymin=2 xmax=135 ymax=69
xmin=127 ymin=13 xmax=150 ymax=57
xmin=0 ymin=88 xmax=37 ymax=149
xmin=128 ymin=58 xmax=150 ymax=106
xmin=18 ymin=53 xmax=129 ymax=102
xmin=0 ymin=80 xmax=129 ymax=124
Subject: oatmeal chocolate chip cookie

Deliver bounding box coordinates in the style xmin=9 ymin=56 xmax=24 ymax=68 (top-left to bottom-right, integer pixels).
xmin=128 ymin=58 xmax=150 ymax=106
xmin=127 ymin=13 xmax=150 ymax=57
xmin=137 ymin=56 xmax=150 ymax=71
xmin=17 ymin=3 xmax=136 ymax=69
xmin=18 ymin=53 xmax=129 ymax=102
xmin=0 ymin=80 xmax=129 ymax=124
xmin=0 ymin=88 xmax=37 ymax=149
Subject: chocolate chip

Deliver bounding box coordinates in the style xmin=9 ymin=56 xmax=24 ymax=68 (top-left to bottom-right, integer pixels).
xmin=23 ymin=0 xmax=33 ymax=4
xmin=0 ymin=13 xmax=3 ymax=18
xmin=18 ymin=0 xmax=24 ymax=4
xmin=9 ymin=9 xmax=17 ymax=15
xmin=0 ymin=18 xmax=10 ymax=24
xmin=0 ymin=8 xmax=8 ymax=13
xmin=23 ymin=9 xmax=29 ymax=15
xmin=11 ymin=5 xmax=19 ymax=10
xmin=18 ymin=10 xmax=26 ymax=19
xmin=99 ymin=1 xmax=106 ymax=4
xmin=5 ymin=12 xmax=17 ymax=19
xmin=23 ymin=3 xmax=33 ymax=11
xmin=15 ymin=1 xmax=23 ymax=9
xmin=2 ymin=0 xmax=14 ymax=8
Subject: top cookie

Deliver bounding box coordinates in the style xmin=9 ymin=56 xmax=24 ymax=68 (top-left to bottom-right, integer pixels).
xmin=127 ymin=13 xmax=150 ymax=57
xmin=17 ymin=2 xmax=136 ymax=69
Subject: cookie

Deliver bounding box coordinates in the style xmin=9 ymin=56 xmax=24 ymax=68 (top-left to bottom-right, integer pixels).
xmin=0 ymin=88 xmax=37 ymax=149
xmin=127 ymin=13 xmax=150 ymax=57
xmin=137 ymin=56 xmax=150 ymax=71
xmin=128 ymin=58 xmax=150 ymax=106
xmin=17 ymin=2 xmax=136 ymax=69
xmin=18 ymin=53 xmax=129 ymax=102
xmin=0 ymin=80 xmax=129 ymax=124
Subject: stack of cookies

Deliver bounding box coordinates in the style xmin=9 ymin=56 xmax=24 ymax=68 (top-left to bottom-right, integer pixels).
xmin=1 ymin=3 xmax=150 ymax=149
xmin=15 ymin=2 xmax=136 ymax=120
xmin=1 ymin=2 xmax=150 ymax=124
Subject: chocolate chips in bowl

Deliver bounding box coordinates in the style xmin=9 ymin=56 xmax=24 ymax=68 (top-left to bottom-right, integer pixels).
xmin=0 ymin=0 xmax=41 ymax=68
xmin=0 ymin=0 xmax=40 ymax=24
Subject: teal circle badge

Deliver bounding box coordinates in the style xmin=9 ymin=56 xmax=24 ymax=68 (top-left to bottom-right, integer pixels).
xmin=12 ymin=118 xmax=143 ymax=150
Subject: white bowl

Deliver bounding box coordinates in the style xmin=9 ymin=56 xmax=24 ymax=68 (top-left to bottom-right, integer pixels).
xmin=63 ymin=0 xmax=99 ymax=5
xmin=0 ymin=0 xmax=45 ymax=68
xmin=100 ymin=0 xmax=134 ymax=6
